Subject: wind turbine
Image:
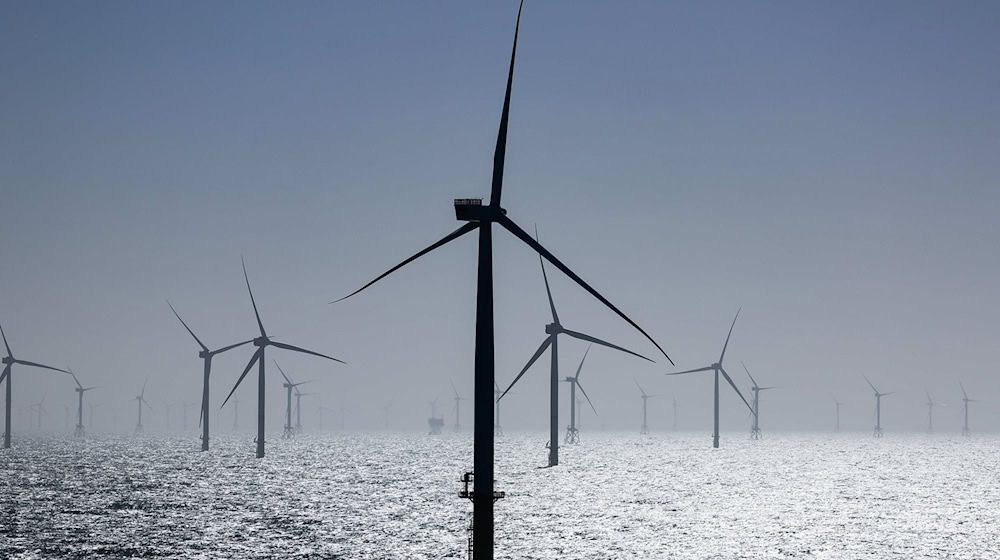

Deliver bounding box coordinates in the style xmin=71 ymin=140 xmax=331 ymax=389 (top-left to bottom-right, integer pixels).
xmin=222 ymin=258 xmax=345 ymax=458
xmin=959 ymin=381 xmax=975 ymax=436
xmin=168 ymin=301 xmax=254 ymax=451
xmin=450 ymin=380 xmax=467 ymax=432
xmin=428 ymin=396 xmax=443 ymax=435
xmin=634 ymin=379 xmax=657 ymax=435
xmin=666 ymin=310 xmax=753 ymax=449
xmin=332 ymin=4 xmax=670 ymax=554
xmin=295 ymin=390 xmax=314 ymax=433
xmin=275 ymin=361 xmax=311 ymax=439
xmin=494 ymin=381 xmax=503 ymax=436
xmin=742 ymin=362 xmax=775 ymax=440
xmin=863 ymin=375 xmax=892 ymax=437
xmin=562 ymin=346 xmax=599 ymax=444
xmin=832 ymin=395 xmax=843 ymax=432
xmin=29 ymin=393 xmax=48 ymax=430
xmin=498 ymin=233 xmax=653 ymax=465
xmin=1 ymin=322 xmax=70 ymax=448
xmin=134 ymin=379 xmax=152 ymax=433
xmin=68 ymin=369 xmax=98 ymax=437
xmin=924 ymin=392 xmax=945 ymax=433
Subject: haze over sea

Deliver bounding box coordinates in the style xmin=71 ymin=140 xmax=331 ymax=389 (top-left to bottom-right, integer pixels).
xmin=2 ymin=431 xmax=997 ymax=559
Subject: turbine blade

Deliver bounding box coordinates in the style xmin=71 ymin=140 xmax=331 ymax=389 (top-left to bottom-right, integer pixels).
xmin=759 ymin=386 xmax=777 ymax=391
xmin=269 ymin=340 xmax=346 ymax=364
xmin=959 ymin=381 xmax=968 ymax=400
xmin=242 ymin=256 xmax=267 ymax=338
xmin=212 ymin=339 xmax=255 ymax=355
xmin=274 ymin=360 xmax=294 ymax=385
xmin=561 ymin=329 xmax=654 ymax=363
xmin=666 ymin=365 xmax=713 ymax=376
xmin=14 ymin=360 xmax=70 ymax=375
xmin=143 ymin=398 xmax=153 ymax=411
xmin=198 ymin=386 xmax=207 ymax=429
xmin=718 ymin=308 xmax=741 ymax=365
xmin=882 ymin=392 xmax=894 ymax=397
xmin=488 ymin=0 xmax=523 ymax=207
xmin=498 ymin=336 xmax=553 ymax=400
xmin=633 ymin=378 xmax=647 ymax=397
xmin=166 ymin=300 xmax=209 ymax=353
xmin=535 ymin=225 xmax=560 ymax=324
xmin=222 ymin=348 xmax=262 ymax=408
xmin=450 ymin=379 xmax=460 ymax=399
xmin=0 ymin=322 xmax=12 ymax=357
xmin=740 ymin=361 xmax=758 ymax=389
xmin=332 ymin=222 xmax=478 ymax=304
xmin=863 ymin=375 xmax=879 ymax=394
xmin=499 ymin=216 xmax=673 ymax=365
xmin=141 ymin=377 xmax=148 ymax=399
xmin=719 ymin=366 xmax=753 ymax=413
xmin=69 ymin=369 xmax=83 ymax=389
xmin=576 ymin=380 xmax=598 ymax=416
xmin=0 ymin=364 xmax=9 ymax=384
xmin=573 ymin=346 xmax=591 ymax=379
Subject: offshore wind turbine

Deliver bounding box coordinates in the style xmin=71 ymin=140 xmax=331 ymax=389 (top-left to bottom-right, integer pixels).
xmin=68 ymin=370 xmax=98 ymax=437
xmin=1 ymin=323 xmax=70 ymax=448
xmin=667 ymin=310 xmax=753 ymax=449
xmin=494 ymin=381 xmax=503 ymax=435
xmin=275 ymin=361 xmax=311 ymax=439
xmin=863 ymin=376 xmax=893 ymax=437
xmin=742 ymin=362 xmax=775 ymax=440
xmin=427 ymin=397 xmax=444 ymax=435
xmin=168 ymin=301 xmax=254 ymax=451
xmin=924 ymin=392 xmax=944 ymax=433
xmin=222 ymin=258 xmax=345 ymax=458
xmin=29 ymin=393 xmax=48 ymax=430
xmin=295 ymin=390 xmax=314 ymax=433
xmin=332 ymin=4 xmax=671 ymax=553
xmin=562 ymin=347 xmax=599 ymax=444
xmin=134 ymin=379 xmax=152 ymax=433
xmin=499 ymin=233 xmax=654 ymax=465
xmin=634 ymin=379 xmax=657 ymax=435
xmin=450 ymin=380 xmax=466 ymax=432
xmin=832 ymin=395 xmax=843 ymax=432
xmin=959 ymin=381 xmax=975 ymax=436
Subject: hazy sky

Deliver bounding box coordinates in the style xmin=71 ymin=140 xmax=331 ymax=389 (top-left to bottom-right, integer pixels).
xmin=2 ymin=1 xmax=999 ymax=437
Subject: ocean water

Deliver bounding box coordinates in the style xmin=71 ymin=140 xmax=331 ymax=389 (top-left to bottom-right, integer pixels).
xmin=1 ymin=430 xmax=998 ymax=559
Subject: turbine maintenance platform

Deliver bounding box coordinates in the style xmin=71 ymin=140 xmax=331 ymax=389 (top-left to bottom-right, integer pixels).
xmin=458 ymin=471 xmax=504 ymax=560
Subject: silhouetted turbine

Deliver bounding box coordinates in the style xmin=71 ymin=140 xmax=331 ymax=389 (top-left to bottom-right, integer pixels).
xmin=562 ymin=347 xmax=599 ymax=444
xmin=742 ymin=362 xmax=775 ymax=440
xmin=29 ymin=393 xmax=48 ymax=430
xmin=959 ymin=381 xmax=975 ymax=436
xmin=275 ymin=361 xmax=311 ymax=439
xmin=863 ymin=375 xmax=893 ymax=437
xmin=222 ymin=258 xmax=345 ymax=458
xmin=667 ymin=310 xmax=753 ymax=449
xmin=634 ymin=379 xmax=657 ymax=435
xmin=134 ymin=379 xmax=152 ymax=433
xmin=427 ymin=396 xmax=443 ymax=435
xmin=499 ymin=233 xmax=653 ymax=465
xmin=450 ymin=380 xmax=467 ymax=432
xmin=924 ymin=391 xmax=945 ymax=433
xmin=1 ymin=322 xmax=70 ymax=448
xmin=332 ymin=3 xmax=671 ymax=553
xmin=168 ymin=301 xmax=254 ymax=451
xmin=68 ymin=369 xmax=98 ymax=438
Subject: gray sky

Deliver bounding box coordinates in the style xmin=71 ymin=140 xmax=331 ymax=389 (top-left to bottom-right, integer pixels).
xmin=2 ymin=1 xmax=999 ymax=435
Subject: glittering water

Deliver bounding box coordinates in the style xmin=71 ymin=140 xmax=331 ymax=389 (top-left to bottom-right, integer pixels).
xmin=2 ymin=431 xmax=998 ymax=559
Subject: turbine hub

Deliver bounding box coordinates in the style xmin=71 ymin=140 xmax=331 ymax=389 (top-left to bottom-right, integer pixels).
xmin=253 ymin=337 xmax=268 ymax=347
xmin=544 ymin=323 xmax=561 ymax=335
xmin=198 ymin=350 xmax=210 ymax=359
xmin=711 ymin=362 xmax=721 ymax=369
xmin=1 ymin=356 xmax=12 ymax=364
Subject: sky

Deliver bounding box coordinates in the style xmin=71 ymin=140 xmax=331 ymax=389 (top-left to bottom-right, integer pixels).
xmin=1 ymin=1 xmax=999 ymax=438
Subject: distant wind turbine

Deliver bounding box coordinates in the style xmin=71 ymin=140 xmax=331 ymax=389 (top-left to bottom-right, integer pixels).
xmin=959 ymin=381 xmax=975 ymax=436
xmin=168 ymin=301 xmax=254 ymax=451
xmin=295 ymin=390 xmax=314 ymax=433
xmin=450 ymin=380 xmax=466 ymax=432
xmin=634 ymin=379 xmax=657 ymax=435
xmin=494 ymin=381 xmax=503 ymax=436
xmin=331 ymin=4 xmax=671 ymax=553
xmin=68 ymin=369 xmax=98 ymax=438
xmin=832 ymin=395 xmax=843 ymax=432
xmin=275 ymin=361 xmax=311 ymax=439
xmin=29 ymin=393 xmax=48 ymax=430
xmin=863 ymin=375 xmax=892 ymax=437
xmin=222 ymin=257 xmax=345 ymax=458
xmin=562 ymin=347 xmax=599 ymax=444
xmin=499 ymin=234 xmax=653 ymax=465
xmin=667 ymin=310 xmax=753 ymax=448
xmin=742 ymin=362 xmax=775 ymax=440
xmin=134 ymin=379 xmax=152 ymax=433
xmin=924 ymin=391 xmax=944 ymax=433
xmin=1 ymin=322 xmax=70 ymax=448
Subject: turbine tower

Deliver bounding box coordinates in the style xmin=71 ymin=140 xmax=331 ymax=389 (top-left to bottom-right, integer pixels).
xmin=168 ymin=301 xmax=253 ymax=451
xmin=494 ymin=380 xmax=503 ymax=435
xmin=332 ymin=4 xmax=671 ymax=554
xmin=222 ymin=258 xmax=346 ymax=458
xmin=295 ymin=391 xmax=314 ymax=433
xmin=133 ymin=379 xmax=152 ymax=433
xmin=275 ymin=361 xmax=311 ymax=439
xmin=959 ymin=381 xmax=975 ymax=436
xmin=562 ymin=347 xmax=598 ymax=443
xmin=924 ymin=391 xmax=943 ymax=433
xmin=667 ymin=310 xmax=753 ymax=449
xmin=450 ymin=380 xmax=466 ymax=432
xmin=742 ymin=362 xmax=775 ymax=440
xmin=1 ymin=322 xmax=70 ymax=448
xmin=863 ymin=375 xmax=893 ymax=438
xmin=634 ymin=379 xmax=657 ymax=435
xmin=68 ymin=370 xmax=98 ymax=438
xmin=498 ymin=231 xmax=653 ymax=465
xmin=832 ymin=395 xmax=843 ymax=432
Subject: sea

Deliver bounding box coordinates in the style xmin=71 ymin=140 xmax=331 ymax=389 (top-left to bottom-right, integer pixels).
xmin=1 ymin=431 xmax=998 ymax=559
